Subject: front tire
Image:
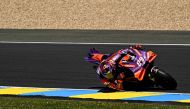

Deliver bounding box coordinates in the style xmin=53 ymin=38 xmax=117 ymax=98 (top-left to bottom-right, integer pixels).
xmin=153 ymin=69 xmax=177 ymax=90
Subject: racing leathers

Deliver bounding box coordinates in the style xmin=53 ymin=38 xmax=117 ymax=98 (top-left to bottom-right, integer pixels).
xmin=96 ymin=45 xmax=142 ymax=90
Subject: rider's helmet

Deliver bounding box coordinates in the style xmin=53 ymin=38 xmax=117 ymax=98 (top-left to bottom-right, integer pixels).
xmin=100 ymin=61 xmax=114 ymax=79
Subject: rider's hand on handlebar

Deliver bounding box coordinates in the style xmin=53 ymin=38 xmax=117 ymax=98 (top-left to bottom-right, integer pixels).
xmin=135 ymin=44 xmax=142 ymax=49
xmin=130 ymin=44 xmax=142 ymax=49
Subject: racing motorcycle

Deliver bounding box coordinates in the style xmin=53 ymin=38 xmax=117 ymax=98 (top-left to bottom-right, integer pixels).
xmin=85 ymin=47 xmax=177 ymax=90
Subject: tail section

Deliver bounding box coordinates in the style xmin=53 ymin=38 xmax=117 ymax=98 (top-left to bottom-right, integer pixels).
xmin=89 ymin=48 xmax=100 ymax=54
xmin=84 ymin=48 xmax=107 ymax=64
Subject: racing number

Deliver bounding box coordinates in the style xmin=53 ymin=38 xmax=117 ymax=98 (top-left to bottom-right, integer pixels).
xmin=136 ymin=57 xmax=145 ymax=67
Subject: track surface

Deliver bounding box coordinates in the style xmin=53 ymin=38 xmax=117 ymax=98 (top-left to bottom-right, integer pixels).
xmin=1 ymin=29 xmax=190 ymax=43
xmin=0 ymin=43 xmax=189 ymax=93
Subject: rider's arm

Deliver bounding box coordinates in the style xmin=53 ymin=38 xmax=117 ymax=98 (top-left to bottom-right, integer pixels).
xmin=97 ymin=67 xmax=123 ymax=90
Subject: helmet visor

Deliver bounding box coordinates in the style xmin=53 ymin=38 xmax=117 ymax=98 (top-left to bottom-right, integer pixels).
xmin=105 ymin=71 xmax=113 ymax=79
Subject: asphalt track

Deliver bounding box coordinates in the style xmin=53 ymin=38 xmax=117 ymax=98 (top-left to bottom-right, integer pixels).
xmin=1 ymin=29 xmax=190 ymax=43
xmin=0 ymin=43 xmax=190 ymax=93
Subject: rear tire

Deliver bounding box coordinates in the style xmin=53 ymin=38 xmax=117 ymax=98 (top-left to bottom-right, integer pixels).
xmin=154 ymin=69 xmax=177 ymax=90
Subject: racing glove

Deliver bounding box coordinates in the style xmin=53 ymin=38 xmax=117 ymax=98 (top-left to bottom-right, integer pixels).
xmin=101 ymin=78 xmax=124 ymax=91
xmin=106 ymin=80 xmax=123 ymax=91
xmin=115 ymin=80 xmax=124 ymax=90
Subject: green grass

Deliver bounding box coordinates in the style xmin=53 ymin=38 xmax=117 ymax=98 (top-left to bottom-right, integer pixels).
xmin=0 ymin=96 xmax=189 ymax=109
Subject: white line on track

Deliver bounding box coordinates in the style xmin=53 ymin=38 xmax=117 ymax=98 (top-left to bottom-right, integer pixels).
xmin=0 ymin=41 xmax=190 ymax=46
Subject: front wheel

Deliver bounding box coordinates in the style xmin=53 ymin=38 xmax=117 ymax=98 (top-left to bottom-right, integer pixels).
xmin=152 ymin=68 xmax=177 ymax=90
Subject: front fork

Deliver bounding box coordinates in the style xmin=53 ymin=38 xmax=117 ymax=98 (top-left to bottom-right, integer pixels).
xmin=142 ymin=62 xmax=159 ymax=84
xmin=145 ymin=65 xmax=162 ymax=88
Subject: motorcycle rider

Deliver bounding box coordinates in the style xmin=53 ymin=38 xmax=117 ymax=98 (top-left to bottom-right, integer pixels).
xmin=96 ymin=45 xmax=142 ymax=90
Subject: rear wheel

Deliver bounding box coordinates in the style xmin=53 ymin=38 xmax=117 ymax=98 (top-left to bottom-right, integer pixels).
xmin=153 ymin=68 xmax=177 ymax=90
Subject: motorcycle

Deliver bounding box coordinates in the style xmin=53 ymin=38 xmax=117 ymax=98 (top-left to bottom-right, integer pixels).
xmin=85 ymin=47 xmax=177 ymax=90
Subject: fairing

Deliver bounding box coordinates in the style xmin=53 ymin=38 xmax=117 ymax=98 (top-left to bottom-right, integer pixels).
xmin=119 ymin=49 xmax=157 ymax=81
